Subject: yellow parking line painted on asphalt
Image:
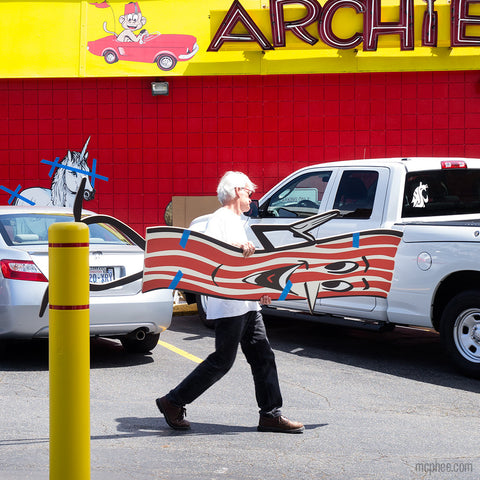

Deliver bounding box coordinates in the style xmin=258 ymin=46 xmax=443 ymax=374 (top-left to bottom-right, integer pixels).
xmin=158 ymin=340 xmax=203 ymax=364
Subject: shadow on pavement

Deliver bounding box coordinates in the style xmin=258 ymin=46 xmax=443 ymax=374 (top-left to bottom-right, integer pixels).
xmin=168 ymin=313 xmax=480 ymax=393
xmin=0 ymin=337 xmax=153 ymax=372
xmin=115 ymin=416 xmax=327 ymax=437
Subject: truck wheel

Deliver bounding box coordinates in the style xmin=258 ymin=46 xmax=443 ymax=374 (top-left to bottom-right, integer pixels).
xmin=196 ymin=294 xmax=215 ymax=329
xmin=440 ymin=290 xmax=480 ymax=378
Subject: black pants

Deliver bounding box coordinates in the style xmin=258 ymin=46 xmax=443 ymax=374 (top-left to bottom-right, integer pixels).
xmin=167 ymin=310 xmax=283 ymax=417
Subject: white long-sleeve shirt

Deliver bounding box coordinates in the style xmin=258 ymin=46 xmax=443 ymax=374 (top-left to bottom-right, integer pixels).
xmin=204 ymin=207 xmax=260 ymax=320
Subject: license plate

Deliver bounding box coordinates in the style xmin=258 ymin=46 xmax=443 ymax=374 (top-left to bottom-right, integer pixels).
xmin=90 ymin=267 xmax=114 ymax=284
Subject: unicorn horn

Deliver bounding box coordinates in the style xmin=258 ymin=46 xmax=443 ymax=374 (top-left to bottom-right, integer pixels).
xmin=80 ymin=136 xmax=91 ymax=160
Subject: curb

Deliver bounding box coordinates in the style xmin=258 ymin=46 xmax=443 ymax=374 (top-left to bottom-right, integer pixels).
xmin=173 ymin=303 xmax=198 ymax=316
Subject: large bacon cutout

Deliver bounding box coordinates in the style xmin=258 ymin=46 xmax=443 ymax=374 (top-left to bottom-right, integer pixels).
xmin=142 ymin=212 xmax=403 ymax=313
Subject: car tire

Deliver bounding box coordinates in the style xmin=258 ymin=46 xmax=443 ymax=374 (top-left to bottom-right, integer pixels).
xmin=104 ymin=49 xmax=119 ymax=64
xmin=196 ymin=294 xmax=215 ymax=329
xmin=156 ymin=54 xmax=177 ymax=71
xmin=120 ymin=331 xmax=160 ymax=354
xmin=440 ymin=290 xmax=480 ymax=378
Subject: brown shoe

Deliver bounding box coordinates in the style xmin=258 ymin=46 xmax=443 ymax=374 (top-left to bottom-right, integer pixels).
xmin=258 ymin=415 xmax=304 ymax=433
xmin=156 ymin=396 xmax=190 ymax=430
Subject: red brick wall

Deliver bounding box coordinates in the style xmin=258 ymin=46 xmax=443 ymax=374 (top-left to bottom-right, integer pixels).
xmin=1 ymin=71 xmax=479 ymax=235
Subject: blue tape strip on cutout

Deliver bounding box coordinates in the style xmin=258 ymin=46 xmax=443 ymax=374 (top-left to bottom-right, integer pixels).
xmin=168 ymin=270 xmax=183 ymax=290
xmin=352 ymin=232 xmax=360 ymax=248
xmin=278 ymin=280 xmax=293 ymax=301
xmin=180 ymin=230 xmax=191 ymax=249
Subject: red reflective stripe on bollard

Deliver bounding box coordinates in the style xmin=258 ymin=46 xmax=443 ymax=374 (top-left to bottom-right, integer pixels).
xmin=50 ymin=305 xmax=90 ymax=310
xmin=49 ymin=242 xmax=90 ymax=248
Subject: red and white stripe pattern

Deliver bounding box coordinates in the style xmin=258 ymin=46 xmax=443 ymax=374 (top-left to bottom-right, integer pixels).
xmin=142 ymin=226 xmax=402 ymax=309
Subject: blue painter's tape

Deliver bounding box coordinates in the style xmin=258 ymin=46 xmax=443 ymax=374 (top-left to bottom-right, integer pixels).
xmin=168 ymin=270 xmax=183 ymax=290
xmin=278 ymin=280 xmax=293 ymax=301
xmin=0 ymin=184 xmax=35 ymax=205
xmin=180 ymin=230 xmax=190 ymax=249
xmin=352 ymin=232 xmax=360 ymax=248
xmin=41 ymin=158 xmax=109 ymax=183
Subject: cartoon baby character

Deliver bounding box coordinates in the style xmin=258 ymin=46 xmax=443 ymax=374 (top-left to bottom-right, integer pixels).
xmin=117 ymin=2 xmax=148 ymax=43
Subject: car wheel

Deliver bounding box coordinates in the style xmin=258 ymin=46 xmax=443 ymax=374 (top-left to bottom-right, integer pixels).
xmin=104 ymin=49 xmax=119 ymax=64
xmin=440 ymin=290 xmax=480 ymax=378
xmin=120 ymin=331 xmax=160 ymax=354
xmin=196 ymin=294 xmax=215 ymax=329
xmin=156 ymin=54 xmax=177 ymax=71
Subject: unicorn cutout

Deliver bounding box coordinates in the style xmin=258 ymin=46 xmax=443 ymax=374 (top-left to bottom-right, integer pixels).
xmin=14 ymin=138 xmax=95 ymax=208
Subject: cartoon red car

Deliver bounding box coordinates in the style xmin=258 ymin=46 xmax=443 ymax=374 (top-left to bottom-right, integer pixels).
xmin=87 ymin=33 xmax=199 ymax=71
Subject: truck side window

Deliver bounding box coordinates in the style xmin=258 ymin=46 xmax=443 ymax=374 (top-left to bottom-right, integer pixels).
xmin=333 ymin=171 xmax=378 ymax=219
xmin=402 ymin=169 xmax=480 ymax=217
xmin=263 ymin=171 xmax=332 ymax=218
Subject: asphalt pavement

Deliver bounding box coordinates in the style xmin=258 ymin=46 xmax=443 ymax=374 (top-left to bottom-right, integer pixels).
xmin=1 ymin=312 xmax=480 ymax=479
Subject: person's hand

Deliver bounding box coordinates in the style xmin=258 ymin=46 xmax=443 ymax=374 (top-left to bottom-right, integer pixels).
xmin=259 ymin=295 xmax=271 ymax=305
xmin=241 ymin=241 xmax=255 ymax=258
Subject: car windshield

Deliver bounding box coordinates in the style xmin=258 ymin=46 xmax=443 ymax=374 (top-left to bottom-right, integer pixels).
xmin=402 ymin=169 xmax=480 ymax=217
xmin=0 ymin=213 xmax=134 ymax=246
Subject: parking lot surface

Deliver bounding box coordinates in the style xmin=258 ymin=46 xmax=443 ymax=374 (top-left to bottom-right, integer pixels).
xmin=1 ymin=313 xmax=479 ymax=480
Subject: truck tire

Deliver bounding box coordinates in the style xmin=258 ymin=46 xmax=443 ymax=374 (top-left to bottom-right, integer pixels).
xmin=440 ymin=290 xmax=480 ymax=378
xmin=196 ymin=294 xmax=215 ymax=329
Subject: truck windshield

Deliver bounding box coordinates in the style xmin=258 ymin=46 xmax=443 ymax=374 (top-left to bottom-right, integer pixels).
xmin=403 ymin=169 xmax=480 ymax=217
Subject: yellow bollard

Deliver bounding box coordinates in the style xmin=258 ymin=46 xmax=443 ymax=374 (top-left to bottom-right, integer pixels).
xmin=49 ymin=222 xmax=90 ymax=480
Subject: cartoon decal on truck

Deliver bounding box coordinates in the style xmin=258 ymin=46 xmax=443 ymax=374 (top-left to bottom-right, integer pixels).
xmin=87 ymin=1 xmax=199 ymax=71
xmin=412 ymin=182 xmax=429 ymax=208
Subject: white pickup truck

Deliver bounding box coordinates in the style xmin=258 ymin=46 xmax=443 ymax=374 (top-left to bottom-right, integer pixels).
xmin=190 ymin=158 xmax=480 ymax=377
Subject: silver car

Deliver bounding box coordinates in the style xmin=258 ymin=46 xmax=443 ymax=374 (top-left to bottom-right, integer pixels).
xmin=0 ymin=206 xmax=172 ymax=353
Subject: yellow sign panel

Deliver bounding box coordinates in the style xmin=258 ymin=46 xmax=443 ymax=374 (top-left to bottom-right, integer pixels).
xmin=1 ymin=0 xmax=480 ymax=78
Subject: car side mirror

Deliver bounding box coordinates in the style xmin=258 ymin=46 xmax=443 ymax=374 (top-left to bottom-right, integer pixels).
xmin=244 ymin=199 xmax=259 ymax=218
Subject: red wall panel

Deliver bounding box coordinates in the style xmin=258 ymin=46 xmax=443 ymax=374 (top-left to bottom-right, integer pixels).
xmin=1 ymin=71 xmax=480 ymax=235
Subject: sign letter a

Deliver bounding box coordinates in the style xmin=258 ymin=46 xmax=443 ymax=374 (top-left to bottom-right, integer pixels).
xmin=208 ymin=0 xmax=274 ymax=51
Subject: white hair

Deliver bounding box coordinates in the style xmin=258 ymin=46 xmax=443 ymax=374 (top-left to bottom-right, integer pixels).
xmin=217 ymin=171 xmax=256 ymax=205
